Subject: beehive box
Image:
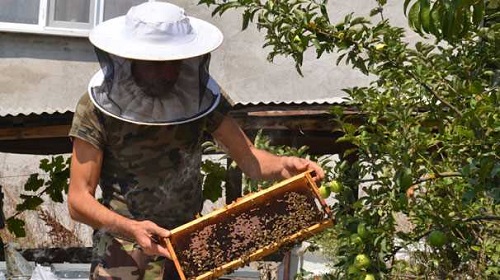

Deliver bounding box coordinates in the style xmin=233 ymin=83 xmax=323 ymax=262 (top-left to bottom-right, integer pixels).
xmin=164 ymin=171 xmax=333 ymax=280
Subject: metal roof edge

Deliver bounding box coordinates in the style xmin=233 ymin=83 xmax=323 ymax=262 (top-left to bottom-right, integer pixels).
xmin=233 ymin=97 xmax=347 ymax=106
xmin=0 ymin=110 xmax=74 ymax=118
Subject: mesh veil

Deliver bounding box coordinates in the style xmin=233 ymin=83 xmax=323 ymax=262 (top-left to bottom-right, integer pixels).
xmin=90 ymin=47 xmax=220 ymax=125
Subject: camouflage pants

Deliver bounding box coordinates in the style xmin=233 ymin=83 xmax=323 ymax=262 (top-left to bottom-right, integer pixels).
xmin=90 ymin=232 xmax=180 ymax=280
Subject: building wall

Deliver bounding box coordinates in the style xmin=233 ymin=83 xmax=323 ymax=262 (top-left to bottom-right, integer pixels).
xmin=0 ymin=0 xmax=419 ymax=250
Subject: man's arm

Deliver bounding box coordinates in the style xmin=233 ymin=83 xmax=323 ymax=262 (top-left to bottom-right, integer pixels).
xmin=67 ymin=138 xmax=171 ymax=257
xmin=211 ymin=116 xmax=325 ymax=182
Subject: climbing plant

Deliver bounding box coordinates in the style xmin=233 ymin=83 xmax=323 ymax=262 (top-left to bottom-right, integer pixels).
xmin=5 ymin=156 xmax=70 ymax=238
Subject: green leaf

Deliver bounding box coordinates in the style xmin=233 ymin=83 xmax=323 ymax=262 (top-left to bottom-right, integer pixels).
xmin=404 ymin=0 xmax=414 ymax=16
xmin=6 ymin=217 xmax=26 ymax=237
xmin=320 ymin=3 xmax=329 ymax=18
xmin=419 ymin=0 xmax=431 ymax=33
xmin=430 ymin=2 xmax=443 ymax=38
xmin=16 ymin=195 xmax=43 ymax=211
xmin=203 ymin=172 xmax=224 ymax=202
xmin=472 ymin=0 xmax=485 ymax=27
xmin=408 ymin=2 xmax=422 ymax=33
xmin=460 ymin=8 xmax=472 ymax=37
xmin=48 ymin=186 xmax=64 ymax=203
xmin=336 ymin=53 xmax=347 ymax=65
xmin=442 ymin=1 xmax=457 ymax=41
xmin=242 ymin=9 xmax=252 ymax=30
xmin=53 ymin=155 xmax=65 ymax=171
xmin=24 ymin=173 xmax=44 ymax=192
xmin=39 ymin=158 xmax=50 ymax=172
xmin=201 ymin=160 xmax=226 ymax=202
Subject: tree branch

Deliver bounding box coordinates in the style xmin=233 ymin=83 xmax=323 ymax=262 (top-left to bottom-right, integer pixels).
xmin=412 ymin=171 xmax=462 ymax=185
xmin=397 ymin=64 xmax=464 ymax=118
xmin=462 ymin=215 xmax=500 ymax=223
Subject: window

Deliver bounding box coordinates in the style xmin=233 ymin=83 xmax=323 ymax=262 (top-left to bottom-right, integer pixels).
xmin=48 ymin=0 xmax=94 ymax=29
xmin=0 ymin=0 xmax=40 ymax=24
xmin=0 ymin=0 xmax=154 ymax=37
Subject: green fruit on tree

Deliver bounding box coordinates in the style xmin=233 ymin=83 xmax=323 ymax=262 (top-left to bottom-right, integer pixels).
xmin=354 ymin=254 xmax=371 ymax=269
xmin=328 ymin=180 xmax=343 ymax=193
xmin=365 ymin=274 xmax=376 ymax=280
xmin=318 ymin=185 xmax=331 ymax=198
xmin=428 ymin=230 xmax=447 ymax=247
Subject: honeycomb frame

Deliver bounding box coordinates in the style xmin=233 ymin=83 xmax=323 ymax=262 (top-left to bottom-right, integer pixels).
xmin=164 ymin=171 xmax=333 ymax=280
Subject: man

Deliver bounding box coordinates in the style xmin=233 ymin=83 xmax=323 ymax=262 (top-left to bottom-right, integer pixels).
xmin=67 ymin=2 xmax=324 ymax=279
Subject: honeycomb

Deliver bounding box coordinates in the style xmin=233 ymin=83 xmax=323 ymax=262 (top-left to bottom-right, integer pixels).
xmin=165 ymin=171 xmax=333 ymax=280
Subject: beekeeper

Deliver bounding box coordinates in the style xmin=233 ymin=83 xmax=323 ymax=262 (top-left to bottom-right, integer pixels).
xmin=67 ymin=1 xmax=324 ymax=279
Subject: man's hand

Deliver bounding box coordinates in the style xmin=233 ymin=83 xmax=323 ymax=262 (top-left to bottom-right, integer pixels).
xmin=280 ymin=156 xmax=325 ymax=183
xmin=129 ymin=220 xmax=171 ymax=258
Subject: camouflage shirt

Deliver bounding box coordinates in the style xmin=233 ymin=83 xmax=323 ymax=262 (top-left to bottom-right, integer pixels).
xmin=69 ymin=93 xmax=229 ymax=229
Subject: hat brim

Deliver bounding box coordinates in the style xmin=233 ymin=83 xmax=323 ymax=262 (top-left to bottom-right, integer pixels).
xmin=89 ymin=16 xmax=223 ymax=61
xmin=87 ymin=70 xmax=221 ymax=126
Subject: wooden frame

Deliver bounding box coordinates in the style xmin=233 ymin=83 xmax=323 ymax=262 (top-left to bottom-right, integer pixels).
xmin=163 ymin=171 xmax=334 ymax=280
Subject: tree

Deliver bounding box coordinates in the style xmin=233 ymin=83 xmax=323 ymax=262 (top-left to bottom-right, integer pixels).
xmin=200 ymin=0 xmax=499 ymax=278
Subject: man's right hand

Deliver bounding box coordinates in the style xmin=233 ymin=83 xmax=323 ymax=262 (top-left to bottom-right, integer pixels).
xmin=128 ymin=220 xmax=171 ymax=258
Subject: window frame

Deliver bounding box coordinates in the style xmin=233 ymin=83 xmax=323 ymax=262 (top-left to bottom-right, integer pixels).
xmin=0 ymin=0 xmax=154 ymax=37
xmin=47 ymin=0 xmax=96 ymax=30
